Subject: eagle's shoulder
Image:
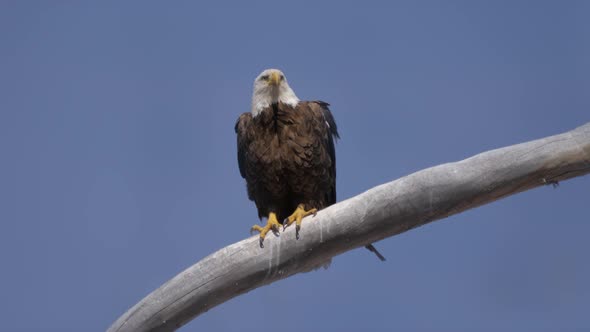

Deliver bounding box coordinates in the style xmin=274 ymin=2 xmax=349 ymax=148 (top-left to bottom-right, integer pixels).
xmin=297 ymin=100 xmax=329 ymax=112
xmin=298 ymin=100 xmax=339 ymax=140
xmin=235 ymin=112 xmax=253 ymax=134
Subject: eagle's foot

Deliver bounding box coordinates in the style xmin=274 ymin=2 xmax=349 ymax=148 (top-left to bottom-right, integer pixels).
xmin=283 ymin=204 xmax=318 ymax=239
xmin=250 ymin=212 xmax=281 ymax=248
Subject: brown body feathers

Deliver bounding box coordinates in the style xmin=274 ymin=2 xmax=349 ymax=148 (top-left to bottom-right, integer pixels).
xmin=235 ymin=101 xmax=339 ymax=222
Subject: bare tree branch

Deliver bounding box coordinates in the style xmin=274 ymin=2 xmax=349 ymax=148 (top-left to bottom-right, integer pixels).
xmin=108 ymin=123 xmax=590 ymax=332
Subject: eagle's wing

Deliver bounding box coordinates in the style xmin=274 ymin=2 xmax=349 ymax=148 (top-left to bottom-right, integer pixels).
xmin=310 ymin=101 xmax=339 ymax=205
xmin=235 ymin=112 xmax=253 ymax=179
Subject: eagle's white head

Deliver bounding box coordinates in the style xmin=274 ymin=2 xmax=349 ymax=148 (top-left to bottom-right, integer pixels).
xmin=251 ymin=68 xmax=299 ymax=117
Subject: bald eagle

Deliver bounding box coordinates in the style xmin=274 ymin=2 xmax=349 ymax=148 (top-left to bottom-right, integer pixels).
xmin=236 ymin=69 xmax=384 ymax=261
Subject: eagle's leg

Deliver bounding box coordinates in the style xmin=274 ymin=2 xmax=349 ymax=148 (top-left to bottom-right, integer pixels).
xmin=283 ymin=204 xmax=318 ymax=239
xmin=250 ymin=212 xmax=281 ymax=248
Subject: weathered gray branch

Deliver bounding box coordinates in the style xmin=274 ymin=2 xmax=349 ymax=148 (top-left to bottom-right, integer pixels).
xmin=108 ymin=123 xmax=590 ymax=332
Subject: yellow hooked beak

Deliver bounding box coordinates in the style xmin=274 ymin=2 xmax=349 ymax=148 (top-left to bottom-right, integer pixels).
xmin=268 ymin=72 xmax=281 ymax=86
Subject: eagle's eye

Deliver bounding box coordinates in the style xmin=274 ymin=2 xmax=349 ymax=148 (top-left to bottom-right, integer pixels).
xmin=260 ymin=75 xmax=269 ymax=81
xmin=280 ymin=75 xmax=284 ymax=81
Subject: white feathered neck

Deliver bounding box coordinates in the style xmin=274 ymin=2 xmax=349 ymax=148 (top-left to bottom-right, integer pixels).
xmin=251 ymin=69 xmax=299 ymax=117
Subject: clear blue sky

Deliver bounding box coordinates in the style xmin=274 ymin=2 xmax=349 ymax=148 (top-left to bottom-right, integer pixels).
xmin=1 ymin=1 xmax=589 ymax=331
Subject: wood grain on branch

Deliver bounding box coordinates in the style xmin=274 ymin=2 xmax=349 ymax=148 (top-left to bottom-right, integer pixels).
xmin=108 ymin=123 xmax=590 ymax=332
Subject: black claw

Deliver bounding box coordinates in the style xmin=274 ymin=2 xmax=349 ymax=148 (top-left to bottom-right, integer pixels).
xmin=259 ymin=237 xmax=264 ymax=248
xmin=283 ymin=219 xmax=288 ymax=230
xmin=271 ymin=226 xmax=280 ymax=236
xmin=295 ymin=225 xmax=300 ymax=240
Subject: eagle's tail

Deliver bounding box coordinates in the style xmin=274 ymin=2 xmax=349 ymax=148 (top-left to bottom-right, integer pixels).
xmin=365 ymin=244 xmax=386 ymax=261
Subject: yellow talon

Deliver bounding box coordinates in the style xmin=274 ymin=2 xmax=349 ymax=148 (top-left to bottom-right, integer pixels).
xmin=283 ymin=204 xmax=317 ymax=239
xmin=250 ymin=212 xmax=281 ymax=248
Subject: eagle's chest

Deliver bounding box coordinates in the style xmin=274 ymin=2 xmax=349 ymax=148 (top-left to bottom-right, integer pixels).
xmin=251 ymin=107 xmax=309 ymax=167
